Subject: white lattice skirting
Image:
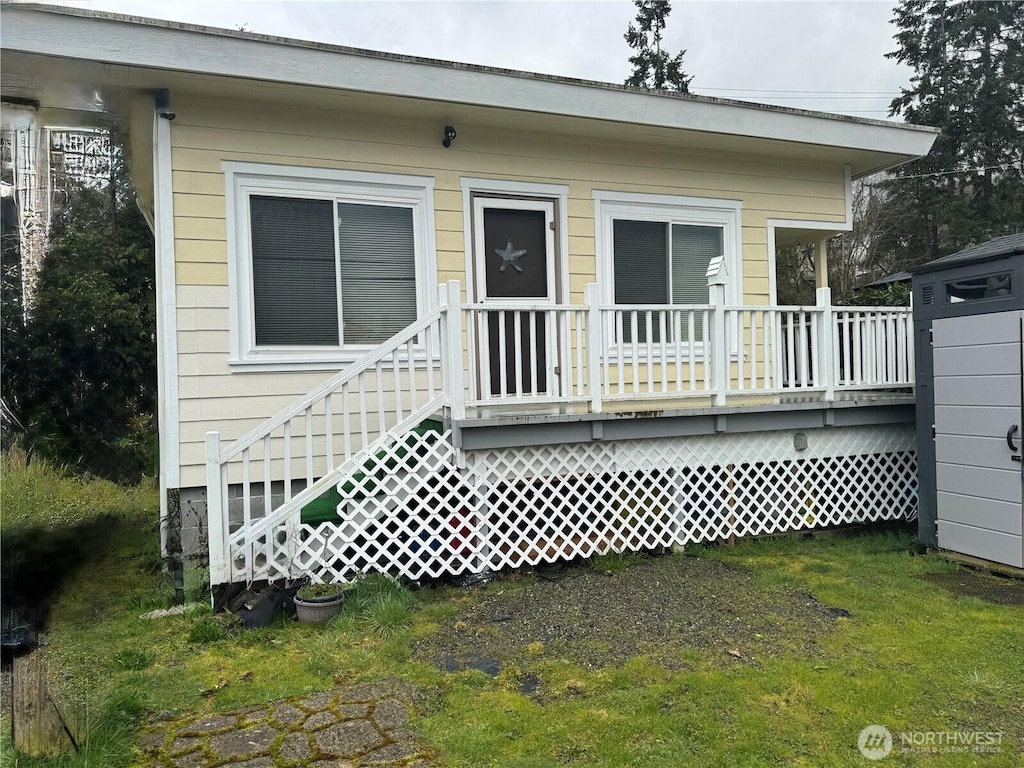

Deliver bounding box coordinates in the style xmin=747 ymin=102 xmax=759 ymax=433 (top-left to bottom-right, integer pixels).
xmin=276 ymin=423 xmax=917 ymax=584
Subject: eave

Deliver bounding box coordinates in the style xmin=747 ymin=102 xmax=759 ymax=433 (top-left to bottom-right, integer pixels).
xmin=1 ymin=3 xmax=938 ymax=177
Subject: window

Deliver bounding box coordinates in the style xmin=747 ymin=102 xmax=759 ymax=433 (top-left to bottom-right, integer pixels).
xmin=595 ymin=191 xmax=742 ymax=344
xmin=612 ymin=220 xmax=724 ymax=305
xmin=224 ymin=163 xmax=435 ymax=367
xmin=945 ymin=272 xmax=1012 ymax=304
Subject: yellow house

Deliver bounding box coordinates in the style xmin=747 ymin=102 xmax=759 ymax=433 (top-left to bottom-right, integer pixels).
xmin=3 ymin=5 xmax=937 ymax=595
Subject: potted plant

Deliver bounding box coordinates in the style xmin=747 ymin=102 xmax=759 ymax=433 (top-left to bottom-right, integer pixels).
xmin=293 ymin=582 xmax=346 ymax=623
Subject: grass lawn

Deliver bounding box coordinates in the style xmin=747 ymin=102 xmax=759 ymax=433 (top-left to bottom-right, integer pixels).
xmin=2 ymin=487 xmax=1021 ymax=766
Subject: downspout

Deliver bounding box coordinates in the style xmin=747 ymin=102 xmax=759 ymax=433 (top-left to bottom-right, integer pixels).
xmin=152 ymin=90 xmax=181 ymax=596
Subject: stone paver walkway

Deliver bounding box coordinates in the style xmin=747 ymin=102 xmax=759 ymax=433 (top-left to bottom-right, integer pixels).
xmin=136 ymin=680 xmax=436 ymax=767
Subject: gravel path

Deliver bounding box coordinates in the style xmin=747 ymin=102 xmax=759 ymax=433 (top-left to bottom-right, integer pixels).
xmin=417 ymin=554 xmax=845 ymax=674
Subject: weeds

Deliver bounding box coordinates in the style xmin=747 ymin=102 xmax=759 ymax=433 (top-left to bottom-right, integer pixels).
xmin=187 ymin=614 xmax=241 ymax=644
xmin=114 ymin=648 xmax=153 ymax=671
xmin=344 ymin=573 xmax=415 ymax=613
xmin=362 ymin=594 xmax=414 ymax=638
xmin=590 ymin=551 xmax=647 ymax=573
xmin=0 ymin=448 xmax=156 ymax=532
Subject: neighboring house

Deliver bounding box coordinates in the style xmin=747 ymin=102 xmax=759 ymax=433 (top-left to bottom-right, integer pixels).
xmin=2 ymin=5 xmax=938 ymax=594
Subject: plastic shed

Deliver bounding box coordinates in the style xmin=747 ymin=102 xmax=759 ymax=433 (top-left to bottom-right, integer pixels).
xmin=912 ymin=233 xmax=1024 ymax=567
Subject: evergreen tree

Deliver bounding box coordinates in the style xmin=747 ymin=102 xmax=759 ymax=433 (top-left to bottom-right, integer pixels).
xmin=883 ymin=0 xmax=1024 ymax=264
xmin=1 ymin=136 xmax=157 ymax=481
xmin=624 ymin=0 xmax=692 ymax=93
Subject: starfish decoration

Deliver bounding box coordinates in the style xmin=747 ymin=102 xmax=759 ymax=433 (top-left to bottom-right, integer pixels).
xmin=494 ymin=237 xmax=527 ymax=273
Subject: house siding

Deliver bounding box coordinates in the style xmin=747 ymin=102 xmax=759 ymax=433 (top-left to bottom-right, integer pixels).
xmin=162 ymin=94 xmax=847 ymax=487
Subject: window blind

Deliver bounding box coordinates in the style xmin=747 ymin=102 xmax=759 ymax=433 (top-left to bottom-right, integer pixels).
xmin=250 ymin=195 xmax=339 ymax=346
xmin=671 ymin=224 xmax=722 ymax=339
xmin=613 ymin=220 xmax=669 ymax=305
xmin=613 ymin=220 xmax=667 ymax=343
xmin=671 ymin=224 xmax=722 ymax=306
xmin=337 ymin=202 xmax=416 ymax=345
xmin=612 ymin=219 xmax=723 ymax=343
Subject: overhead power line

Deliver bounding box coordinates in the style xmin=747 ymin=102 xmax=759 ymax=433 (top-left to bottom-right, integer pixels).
xmin=865 ymin=163 xmax=1024 ymax=182
xmin=693 ymin=86 xmax=901 ymax=95
xmin=696 ymin=95 xmax=898 ymax=101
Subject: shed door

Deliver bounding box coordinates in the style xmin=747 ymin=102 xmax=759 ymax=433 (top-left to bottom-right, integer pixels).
xmin=933 ymin=311 xmax=1024 ymax=567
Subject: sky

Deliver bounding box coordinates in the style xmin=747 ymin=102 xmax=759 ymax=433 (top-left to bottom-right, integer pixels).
xmin=58 ymin=0 xmax=912 ymax=120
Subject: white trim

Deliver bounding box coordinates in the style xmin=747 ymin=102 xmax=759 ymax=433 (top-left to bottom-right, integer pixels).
xmin=459 ymin=178 xmax=570 ymax=401
xmin=766 ymin=168 xmax=854 ymax=304
xmin=471 ymin=197 xmax=559 ymax=399
xmin=4 ymin=5 xmax=939 ymax=170
xmin=459 ymin=177 xmax=570 ymax=304
xmin=593 ymin=190 xmax=744 ymax=306
xmin=460 ymin=177 xmax=570 ymax=198
xmin=471 ymin=197 xmax=558 ymax=305
xmin=766 ymin=221 xmax=849 ymax=305
xmin=593 ymin=189 xmax=743 ymax=212
xmin=153 ymin=109 xmax=179 ymax=554
xmin=223 ymin=161 xmax=436 ymax=369
xmin=222 ymin=161 xmax=436 ymax=190
xmin=844 ymin=164 xmax=853 ymax=226
xmin=767 ymin=223 xmax=779 ymax=306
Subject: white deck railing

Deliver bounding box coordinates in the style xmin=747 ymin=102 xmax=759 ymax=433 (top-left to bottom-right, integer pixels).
xmin=833 ymin=307 xmax=915 ymax=390
xmin=459 ymin=284 xmax=913 ymax=411
xmin=206 ymin=278 xmax=913 ymax=586
xmin=462 ymin=303 xmax=591 ymax=407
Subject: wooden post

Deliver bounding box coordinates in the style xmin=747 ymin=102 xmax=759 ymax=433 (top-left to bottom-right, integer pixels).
xmin=585 ymin=283 xmax=603 ymax=413
xmin=816 ymin=286 xmax=835 ymax=401
xmin=440 ymin=280 xmax=466 ymax=421
xmin=205 ymin=431 xmax=228 ymax=591
xmin=12 ymin=654 xmax=74 ymax=758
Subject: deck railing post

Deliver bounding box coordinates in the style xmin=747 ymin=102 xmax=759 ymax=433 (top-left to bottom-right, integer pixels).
xmin=816 ymin=287 xmax=835 ymax=401
xmin=205 ymin=431 xmax=228 ymax=591
xmin=585 ymin=283 xmax=603 ymax=413
xmin=441 ymin=280 xmax=466 ymax=421
xmin=707 ymin=257 xmax=729 ymax=406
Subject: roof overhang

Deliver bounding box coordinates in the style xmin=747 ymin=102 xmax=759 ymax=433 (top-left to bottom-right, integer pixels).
xmin=1 ymin=4 xmax=938 ymax=177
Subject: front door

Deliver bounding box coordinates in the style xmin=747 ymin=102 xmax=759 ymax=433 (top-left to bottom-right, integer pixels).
xmin=934 ymin=310 xmax=1024 ymax=567
xmin=472 ymin=197 xmax=557 ymax=397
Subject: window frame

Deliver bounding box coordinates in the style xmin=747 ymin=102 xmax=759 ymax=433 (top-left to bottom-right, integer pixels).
xmin=594 ymin=190 xmax=743 ymax=357
xmin=594 ymin=190 xmax=743 ymax=306
xmin=224 ymin=162 xmax=436 ymax=370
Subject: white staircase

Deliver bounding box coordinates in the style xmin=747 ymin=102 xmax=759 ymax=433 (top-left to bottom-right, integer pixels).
xmin=205 ymin=283 xmax=463 ymax=587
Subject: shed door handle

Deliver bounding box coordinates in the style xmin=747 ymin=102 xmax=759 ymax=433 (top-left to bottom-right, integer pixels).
xmin=1007 ymin=424 xmax=1019 ymax=451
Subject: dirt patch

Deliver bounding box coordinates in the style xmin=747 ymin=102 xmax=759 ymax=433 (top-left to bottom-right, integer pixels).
xmin=417 ymin=555 xmax=846 ymax=673
xmin=921 ymin=570 xmax=1024 ymax=606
